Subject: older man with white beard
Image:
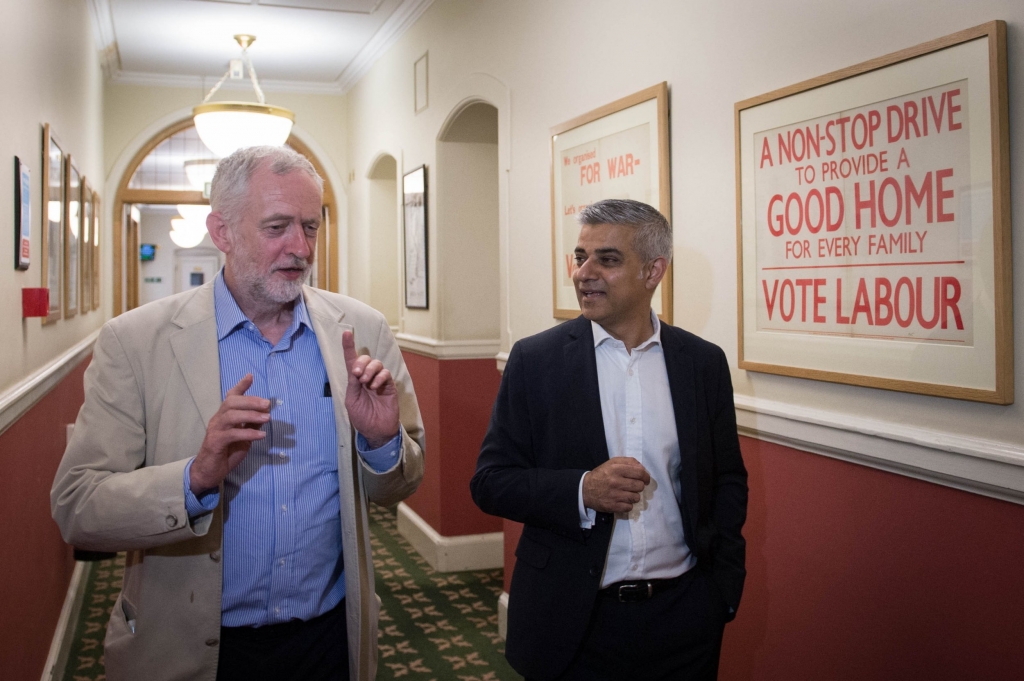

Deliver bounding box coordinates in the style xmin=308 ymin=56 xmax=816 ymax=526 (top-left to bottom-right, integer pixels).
xmin=52 ymin=146 xmax=424 ymax=681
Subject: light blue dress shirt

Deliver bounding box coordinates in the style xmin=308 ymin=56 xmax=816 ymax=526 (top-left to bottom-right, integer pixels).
xmin=182 ymin=273 xmax=400 ymax=627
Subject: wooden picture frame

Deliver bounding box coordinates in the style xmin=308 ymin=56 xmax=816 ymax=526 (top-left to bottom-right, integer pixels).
xmin=14 ymin=156 xmax=30 ymax=271
xmin=550 ymin=82 xmax=672 ymax=322
xmin=41 ymin=124 xmax=64 ymax=324
xmin=414 ymin=52 xmax=428 ymax=113
xmin=64 ymin=156 xmax=82 ymax=318
xmin=81 ymin=180 xmax=93 ymax=313
xmin=91 ymin=190 xmax=101 ymax=310
xmin=735 ymin=21 xmax=1011 ymax=403
xmin=403 ymin=165 xmax=428 ymax=309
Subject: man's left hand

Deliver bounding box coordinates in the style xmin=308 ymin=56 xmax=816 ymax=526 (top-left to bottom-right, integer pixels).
xmin=343 ymin=330 xmax=400 ymax=449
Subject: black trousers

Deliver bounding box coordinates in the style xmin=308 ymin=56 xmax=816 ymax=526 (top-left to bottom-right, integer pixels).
xmin=535 ymin=568 xmax=727 ymax=681
xmin=216 ymin=600 xmax=349 ymax=681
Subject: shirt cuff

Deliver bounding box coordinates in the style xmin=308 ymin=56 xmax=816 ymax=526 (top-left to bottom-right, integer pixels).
xmin=578 ymin=472 xmax=596 ymax=529
xmin=356 ymin=431 xmax=402 ymax=473
xmin=183 ymin=458 xmax=220 ymax=519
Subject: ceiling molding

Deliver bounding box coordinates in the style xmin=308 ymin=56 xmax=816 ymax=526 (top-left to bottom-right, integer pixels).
xmin=110 ymin=70 xmax=345 ymax=96
xmin=87 ymin=0 xmax=121 ymax=76
xmin=100 ymin=0 xmax=432 ymax=97
xmin=335 ymin=0 xmax=434 ymax=94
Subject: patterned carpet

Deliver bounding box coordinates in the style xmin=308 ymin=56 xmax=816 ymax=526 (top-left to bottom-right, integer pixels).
xmin=59 ymin=505 xmax=521 ymax=681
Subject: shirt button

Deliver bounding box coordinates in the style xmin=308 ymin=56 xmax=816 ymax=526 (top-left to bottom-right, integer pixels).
xmin=276 ymin=399 xmax=284 ymax=406
xmin=278 ymin=452 xmax=286 ymax=460
xmin=630 ymin=417 xmax=636 ymax=424
xmin=274 ymin=607 xmax=281 ymax=614
xmin=210 ymin=551 xmax=221 ymax=562
xmin=205 ymin=638 xmax=219 ymax=647
xmin=165 ymin=515 xmax=178 ymax=528
xmin=281 ymin=505 xmax=287 ymax=512
xmin=628 ymin=369 xmax=634 ymax=376
xmin=279 ymin=559 xmax=285 ymax=567
xmin=588 ymin=566 xmax=599 ymax=577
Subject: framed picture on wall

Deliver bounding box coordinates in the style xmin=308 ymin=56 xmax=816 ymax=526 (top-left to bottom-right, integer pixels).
xmin=91 ymin=190 xmax=101 ymax=310
xmin=550 ymin=82 xmax=672 ymax=322
xmin=403 ymin=165 xmax=428 ymax=309
xmin=81 ymin=180 xmax=93 ymax=313
xmin=41 ymin=124 xmax=64 ymax=324
xmin=735 ymin=21 xmax=1011 ymax=403
xmin=64 ymin=155 xmax=81 ymax=318
xmin=14 ymin=156 xmax=30 ymax=270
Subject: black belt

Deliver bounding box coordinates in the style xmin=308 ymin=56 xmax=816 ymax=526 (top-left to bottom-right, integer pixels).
xmin=598 ymin=573 xmax=686 ymax=602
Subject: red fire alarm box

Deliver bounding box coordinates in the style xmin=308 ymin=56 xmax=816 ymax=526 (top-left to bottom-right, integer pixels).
xmin=23 ymin=288 xmax=49 ymax=318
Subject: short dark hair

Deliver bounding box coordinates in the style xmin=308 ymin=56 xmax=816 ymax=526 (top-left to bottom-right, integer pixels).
xmin=577 ymin=199 xmax=672 ymax=263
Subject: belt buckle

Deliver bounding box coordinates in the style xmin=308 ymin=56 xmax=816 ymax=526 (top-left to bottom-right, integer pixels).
xmin=616 ymin=581 xmax=653 ymax=602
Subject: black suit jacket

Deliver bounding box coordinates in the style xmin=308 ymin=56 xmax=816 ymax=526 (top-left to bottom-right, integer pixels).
xmin=470 ymin=316 xmax=748 ymax=680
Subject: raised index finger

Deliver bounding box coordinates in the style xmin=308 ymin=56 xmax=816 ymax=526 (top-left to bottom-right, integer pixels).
xmin=342 ymin=330 xmax=358 ymax=374
xmin=227 ymin=373 xmax=255 ymax=397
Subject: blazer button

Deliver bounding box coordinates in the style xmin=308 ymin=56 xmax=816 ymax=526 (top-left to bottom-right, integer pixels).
xmin=210 ymin=551 xmax=221 ymax=562
xmin=165 ymin=515 xmax=178 ymax=528
xmin=205 ymin=638 xmax=219 ymax=647
xmin=588 ymin=566 xmax=599 ymax=577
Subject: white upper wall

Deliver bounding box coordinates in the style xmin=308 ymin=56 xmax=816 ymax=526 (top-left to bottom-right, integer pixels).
xmin=344 ymin=0 xmax=1024 ymax=447
xmin=0 ymin=0 xmax=105 ymax=394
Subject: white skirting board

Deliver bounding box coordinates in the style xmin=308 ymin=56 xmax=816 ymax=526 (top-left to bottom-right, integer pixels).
xmin=40 ymin=561 xmax=88 ymax=681
xmin=497 ymin=590 xmax=509 ymax=640
xmin=395 ymin=502 xmax=504 ymax=572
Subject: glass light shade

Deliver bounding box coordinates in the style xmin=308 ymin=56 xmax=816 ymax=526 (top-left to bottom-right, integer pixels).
xmin=193 ymin=102 xmax=294 ymax=158
xmin=169 ymin=228 xmax=208 ymax=248
xmin=177 ymin=204 xmax=212 ymax=223
xmin=184 ymin=159 xmax=219 ymax=191
xmin=169 ymin=218 xmax=208 ymax=248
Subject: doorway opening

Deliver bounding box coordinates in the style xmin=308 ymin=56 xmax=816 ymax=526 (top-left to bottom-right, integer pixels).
xmin=113 ymin=122 xmax=337 ymax=314
xmin=435 ymin=102 xmax=500 ymax=342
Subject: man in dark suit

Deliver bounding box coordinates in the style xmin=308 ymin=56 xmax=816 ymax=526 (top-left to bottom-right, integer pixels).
xmin=471 ymin=199 xmax=747 ymax=681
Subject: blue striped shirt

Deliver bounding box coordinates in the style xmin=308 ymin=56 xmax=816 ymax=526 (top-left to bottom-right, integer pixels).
xmin=183 ymin=273 xmax=400 ymax=627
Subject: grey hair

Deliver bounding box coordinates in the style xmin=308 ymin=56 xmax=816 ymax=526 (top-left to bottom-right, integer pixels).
xmin=577 ymin=199 xmax=673 ymax=263
xmin=210 ymin=146 xmax=324 ymax=226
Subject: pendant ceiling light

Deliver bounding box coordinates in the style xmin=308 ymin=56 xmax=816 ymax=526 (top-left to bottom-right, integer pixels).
xmin=193 ymin=34 xmax=295 ymax=158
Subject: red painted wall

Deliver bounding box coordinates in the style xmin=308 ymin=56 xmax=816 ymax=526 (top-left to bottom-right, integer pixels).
xmin=402 ymin=351 xmax=502 ymax=536
xmin=0 ymin=357 xmax=88 ymax=681
xmin=502 ymin=435 xmax=1024 ymax=680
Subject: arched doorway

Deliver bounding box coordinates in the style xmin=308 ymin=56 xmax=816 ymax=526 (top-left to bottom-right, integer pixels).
xmin=367 ymin=153 xmax=400 ymax=327
xmin=435 ymin=102 xmax=500 ymax=342
xmin=111 ymin=119 xmax=339 ymax=315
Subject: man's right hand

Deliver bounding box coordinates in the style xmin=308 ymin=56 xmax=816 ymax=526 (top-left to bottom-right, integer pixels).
xmin=582 ymin=457 xmax=651 ymax=514
xmin=189 ymin=374 xmax=270 ymax=495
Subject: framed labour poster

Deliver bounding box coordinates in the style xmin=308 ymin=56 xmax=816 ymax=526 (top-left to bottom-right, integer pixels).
xmin=551 ymin=82 xmax=672 ymax=322
xmin=736 ymin=21 xmax=1011 ymax=403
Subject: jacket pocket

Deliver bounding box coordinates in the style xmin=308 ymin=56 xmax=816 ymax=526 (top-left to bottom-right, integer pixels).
xmin=514 ymin=534 xmax=550 ymax=569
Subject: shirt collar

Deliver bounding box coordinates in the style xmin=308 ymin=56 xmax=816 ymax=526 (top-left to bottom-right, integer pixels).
xmin=592 ymin=310 xmax=661 ymax=350
xmin=214 ymin=270 xmax=311 ymax=341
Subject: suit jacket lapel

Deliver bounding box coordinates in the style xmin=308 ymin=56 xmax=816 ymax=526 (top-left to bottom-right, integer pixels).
xmin=303 ymin=288 xmax=354 ymax=445
xmin=169 ymin=285 xmax=222 ymax=425
xmin=563 ymin=317 xmax=610 ymax=469
xmin=661 ymin=326 xmax=699 ymax=538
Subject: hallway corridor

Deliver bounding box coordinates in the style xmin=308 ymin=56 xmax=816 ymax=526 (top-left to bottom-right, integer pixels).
xmin=58 ymin=505 xmax=520 ymax=681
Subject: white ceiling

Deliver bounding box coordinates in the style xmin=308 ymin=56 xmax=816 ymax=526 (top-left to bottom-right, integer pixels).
xmin=90 ymin=0 xmax=433 ymax=94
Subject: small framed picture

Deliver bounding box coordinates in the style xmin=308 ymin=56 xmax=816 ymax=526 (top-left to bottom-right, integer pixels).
xmin=81 ymin=180 xmax=93 ymax=313
xmin=403 ymin=165 xmax=428 ymax=309
xmin=64 ymin=155 xmax=81 ymax=318
xmin=14 ymin=156 xmax=30 ymax=270
xmin=414 ymin=52 xmax=428 ymax=113
xmin=91 ymin=190 xmax=101 ymax=310
xmin=41 ymin=124 xmax=64 ymax=324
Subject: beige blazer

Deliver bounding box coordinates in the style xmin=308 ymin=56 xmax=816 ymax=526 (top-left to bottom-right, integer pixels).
xmin=51 ymin=283 xmax=425 ymax=681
